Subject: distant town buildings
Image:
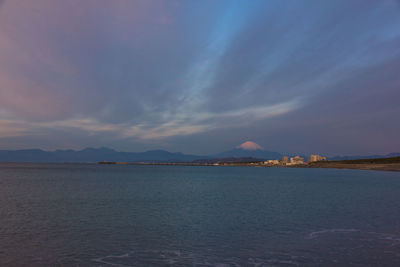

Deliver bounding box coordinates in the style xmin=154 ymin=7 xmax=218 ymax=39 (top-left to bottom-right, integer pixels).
xmin=261 ymin=154 xmax=326 ymax=166
xmin=264 ymin=159 xmax=280 ymax=165
xmin=287 ymin=156 xmax=305 ymax=165
xmin=308 ymin=154 xmax=327 ymax=162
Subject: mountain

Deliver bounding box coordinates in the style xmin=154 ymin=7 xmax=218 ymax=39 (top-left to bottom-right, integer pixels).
xmin=1 ymin=144 xmax=396 ymax=163
xmin=0 ymin=148 xmax=204 ymax=163
xmin=0 ymin=141 xmax=283 ymax=163
xmin=211 ymin=141 xmax=282 ymax=160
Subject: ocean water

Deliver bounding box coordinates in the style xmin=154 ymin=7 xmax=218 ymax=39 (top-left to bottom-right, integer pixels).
xmin=0 ymin=164 xmax=400 ymax=266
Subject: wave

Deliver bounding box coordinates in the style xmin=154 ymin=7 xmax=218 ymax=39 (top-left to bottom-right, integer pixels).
xmin=307 ymin=228 xmax=360 ymax=239
xmin=91 ymin=249 xmax=304 ymax=266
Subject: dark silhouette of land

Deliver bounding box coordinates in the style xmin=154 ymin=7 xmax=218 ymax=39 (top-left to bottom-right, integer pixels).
xmin=100 ymin=156 xmax=400 ymax=172
xmin=306 ymin=157 xmax=400 ymax=172
xmin=0 ymin=147 xmax=399 ymax=171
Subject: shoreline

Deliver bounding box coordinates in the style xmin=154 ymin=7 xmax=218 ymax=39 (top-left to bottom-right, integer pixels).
xmin=98 ymin=161 xmax=400 ymax=172
xmin=302 ymin=162 xmax=400 ymax=172
xmin=2 ymin=160 xmax=399 ymax=172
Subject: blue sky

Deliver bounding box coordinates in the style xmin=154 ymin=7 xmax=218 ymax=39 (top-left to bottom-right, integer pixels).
xmin=0 ymin=0 xmax=399 ymax=156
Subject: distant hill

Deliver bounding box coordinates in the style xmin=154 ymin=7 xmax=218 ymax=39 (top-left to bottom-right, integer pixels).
xmin=331 ymin=156 xmax=400 ymax=164
xmin=192 ymin=157 xmax=264 ymax=164
xmin=1 ymin=146 xmax=397 ymax=164
xmin=0 ymin=141 xmax=283 ymax=163
xmin=211 ymin=148 xmax=282 ymax=160
xmin=0 ymin=147 xmax=204 ymax=163
xmin=329 ymin=153 xmax=400 ymax=161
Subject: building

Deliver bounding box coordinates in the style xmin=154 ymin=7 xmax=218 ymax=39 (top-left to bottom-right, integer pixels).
xmin=308 ymin=154 xmax=327 ymax=163
xmin=264 ymin=160 xmax=280 ymax=165
xmin=281 ymin=156 xmax=289 ymax=164
xmin=289 ymin=156 xmax=305 ymax=165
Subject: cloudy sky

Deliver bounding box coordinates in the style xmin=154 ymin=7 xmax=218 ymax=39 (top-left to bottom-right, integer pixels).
xmin=0 ymin=0 xmax=399 ymax=156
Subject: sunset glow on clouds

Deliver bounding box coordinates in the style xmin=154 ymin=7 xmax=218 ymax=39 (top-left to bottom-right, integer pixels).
xmin=0 ymin=0 xmax=400 ymax=155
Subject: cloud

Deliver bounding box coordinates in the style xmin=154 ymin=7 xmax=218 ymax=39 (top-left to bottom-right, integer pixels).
xmin=0 ymin=120 xmax=31 ymax=138
xmin=0 ymin=97 xmax=299 ymax=145
xmin=0 ymin=0 xmax=399 ymax=154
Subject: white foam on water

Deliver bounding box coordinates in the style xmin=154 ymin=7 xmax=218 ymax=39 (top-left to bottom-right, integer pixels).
xmin=159 ymin=249 xmax=182 ymax=257
xmin=266 ymin=259 xmax=300 ymax=266
xmin=92 ymin=249 xmax=307 ymax=266
xmin=307 ymin=228 xmax=360 ymax=239
xmin=92 ymin=249 xmax=186 ymax=266
xmin=366 ymin=231 xmax=400 ymax=248
xmin=248 ymin=256 xmax=300 ymax=267
xmin=92 ymin=253 xmax=131 ymax=266
xmin=92 ymin=257 xmax=129 ymax=267
xmin=368 ymin=232 xmax=400 ymax=242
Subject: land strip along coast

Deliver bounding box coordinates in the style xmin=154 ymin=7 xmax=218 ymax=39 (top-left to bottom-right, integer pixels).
xmin=100 ymin=156 xmax=400 ymax=172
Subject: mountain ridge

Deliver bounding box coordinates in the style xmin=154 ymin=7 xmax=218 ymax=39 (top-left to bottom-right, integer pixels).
xmin=0 ymin=147 xmax=203 ymax=163
xmin=0 ymin=147 xmax=398 ymax=163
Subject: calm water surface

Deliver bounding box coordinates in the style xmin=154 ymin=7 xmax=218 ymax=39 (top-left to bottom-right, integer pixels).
xmin=0 ymin=163 xmax=400 ymax=266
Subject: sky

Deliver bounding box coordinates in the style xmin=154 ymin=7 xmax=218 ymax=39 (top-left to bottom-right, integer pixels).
xmin=0 ymin=0 xmax=399 ymax=156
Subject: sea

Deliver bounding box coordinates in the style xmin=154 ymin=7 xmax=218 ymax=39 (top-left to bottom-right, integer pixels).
xmin=0 ymin=163 xmax=400 ymax=266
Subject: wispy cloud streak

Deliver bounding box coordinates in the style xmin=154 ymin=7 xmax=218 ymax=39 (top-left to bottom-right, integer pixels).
xmin=0 ymin=0 xmax=399 ymax=154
